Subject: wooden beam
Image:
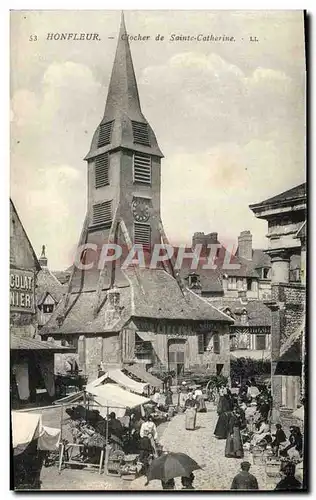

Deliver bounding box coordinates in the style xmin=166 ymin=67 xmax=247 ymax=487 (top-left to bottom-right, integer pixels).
xmin=158 ymin=219 xmax=187 ymax=298
xmin=60 ymin=213 xmax=89 ymax=321
xmin=94 ymin=208 xmax=119 ymax=317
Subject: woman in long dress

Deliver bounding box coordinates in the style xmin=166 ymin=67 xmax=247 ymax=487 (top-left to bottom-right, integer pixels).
xmin=214 ymin=388 xmax=233 ymax=439
xmin=225 ymin=409 xmax=244 ymax=458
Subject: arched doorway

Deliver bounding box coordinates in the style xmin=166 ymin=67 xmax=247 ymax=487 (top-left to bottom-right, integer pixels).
xmin=168 ymin=339 xmax=186 ymax=377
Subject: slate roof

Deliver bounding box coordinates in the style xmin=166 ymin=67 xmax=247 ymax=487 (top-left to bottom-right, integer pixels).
xmin=179 ymin=243 xmax=263 ymax=295
xmin=85 ymin=13 xmax=163 ymax=161
xmin=10 ymin=334 xmax=75 ymax=352
xmin=210 ymin=298 xmax=272 ymax=328
xmin=36 ymin=267 xmax=67 ymax=305
xmin=52 ymin=269 xmax=72 ymax=285
xmin=41 ymin=268 xmax=233 ymax=336
xmin=250 ymin=183 xmax=306 ymax=210
xmin=10 ymin=199 xmax=41 ymax=272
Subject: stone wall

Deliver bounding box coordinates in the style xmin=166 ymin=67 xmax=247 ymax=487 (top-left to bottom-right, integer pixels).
xmin=271 ymin=283 xmax=305 ymax=346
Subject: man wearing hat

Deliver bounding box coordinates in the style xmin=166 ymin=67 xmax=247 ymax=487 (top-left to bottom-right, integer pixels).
xmin=230 ymin=461 xmax=259 ymax=490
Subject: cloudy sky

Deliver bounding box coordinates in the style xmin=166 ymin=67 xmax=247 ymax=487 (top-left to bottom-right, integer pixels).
xmin=10 ymin=10 xmax=306 ymax=270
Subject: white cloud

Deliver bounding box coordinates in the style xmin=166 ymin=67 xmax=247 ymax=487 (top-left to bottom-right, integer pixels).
xmin=10 ymin=12 xmax=305 ymax=270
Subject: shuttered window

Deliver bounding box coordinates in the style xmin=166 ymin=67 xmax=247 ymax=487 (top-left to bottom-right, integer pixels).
xmin=92 ymin=200 xmax=112 ymax=226
xmin=256 ymin=334 xmax=266 ymax=350
xmin=133 ymin=152 xmax=151 ymax=184
xmin=131 ymin=121 xmax=150 ymax=146
xmin=95 ymin=154 xmax=109 ymax=188
xmin=213 ymin=333 xmax=220 ymax=354
xmin=197 ymin=334 xmax=204 ymax=354
xmin=134 ymin=223 xmax=151 ymax=248
xmin=98 ymin=121 xmax=114 ymax=148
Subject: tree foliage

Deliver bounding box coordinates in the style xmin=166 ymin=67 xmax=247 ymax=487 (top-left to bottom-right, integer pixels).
xmin=230 ymin=357 xmax=271 ymax=384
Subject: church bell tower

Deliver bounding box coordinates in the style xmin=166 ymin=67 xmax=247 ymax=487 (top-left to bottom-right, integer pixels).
xmin=78 ymin=13 xmax=164 ymax=290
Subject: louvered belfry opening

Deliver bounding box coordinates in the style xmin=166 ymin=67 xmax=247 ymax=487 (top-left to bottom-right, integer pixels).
xmin=95 ymin=153 xmax=109 ymax=188
xmin=131 ymin=121 xmax=150 ymax=146
xmin=97 ymin=121 xmax=114 ymax=148
xmin=134 ymin=222 xmax=151 ymax=249
xmin=133 ymin=152 xmax=151 ymax=184
xmin=92 ymin=200 xmax=112 ymax=226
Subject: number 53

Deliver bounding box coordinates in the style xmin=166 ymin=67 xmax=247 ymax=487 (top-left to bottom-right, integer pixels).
xmin=29 ymin=34 xmax=38 ymax=41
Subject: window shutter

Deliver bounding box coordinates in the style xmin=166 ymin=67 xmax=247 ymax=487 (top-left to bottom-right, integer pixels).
xmin=133 ymin=152 xmax=151 ymax=184
xmin=131 ymin=121 xmax=150 ymax=146
xmin=97 ymin=121 xmax=114 ymax=147
xmin=198 ymin=333 xmax=204 ymax=354
xmin=256 ymin=335 xmax=266 ymax=350
xmin=95 ymin=154 xmax=109 ymax=188
xmin=213 ymin=333 xmax=220 ymax=354
xmin=92 ymin=200 xmax=112 ymax=226
xmin=134 ymin=223 xmax=151 ymax=248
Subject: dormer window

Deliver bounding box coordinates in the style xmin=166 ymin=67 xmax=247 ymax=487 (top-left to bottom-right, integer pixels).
xmin=43 ymin=304 xmax=54 ymax=314
xmin=97 ymin=121 xmax=114 ymax=148
xmin=261 ymin=267 xmax=270 ymax=279
xmin=240 ymin=309 xmax=248 ymax=325
xmin=132 ymin=121 xmax=150 ymax=146
xmin=188 ymin=273 xmax=200 ymax=288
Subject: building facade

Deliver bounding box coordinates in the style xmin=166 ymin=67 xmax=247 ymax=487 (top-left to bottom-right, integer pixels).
xmin=10 ymin=200 xmax=72 ymax=408
xmin=250 ymin=183 xmax=306 ymax=421
xmin=40 ymin=14 xmax=233 ymax=382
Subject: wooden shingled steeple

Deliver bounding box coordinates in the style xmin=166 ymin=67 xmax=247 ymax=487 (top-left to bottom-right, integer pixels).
xmin=57 ymin=12 xmax=187 ymax=327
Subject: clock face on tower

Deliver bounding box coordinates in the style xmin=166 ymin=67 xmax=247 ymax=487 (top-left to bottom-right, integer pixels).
xmin=132 ymin=198 xmax=150 ymax=223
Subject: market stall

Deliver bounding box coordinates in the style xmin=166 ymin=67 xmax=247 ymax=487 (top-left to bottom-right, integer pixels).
xmin=124 ymin=364 xmax=163 ymax=390
xmin=57 ymin=386 xmax=151 ymax=478
xmin=86 ymin=369 xmax=148 ymax=396
xmin=11 ymin=411 xmax=61 ymax=489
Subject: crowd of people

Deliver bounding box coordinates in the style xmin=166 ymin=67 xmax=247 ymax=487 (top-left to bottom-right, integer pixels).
xmin=212 ymin=379 xmax=303 ymax=490
xmin=65 ymin=376 xmax=303 ymax=490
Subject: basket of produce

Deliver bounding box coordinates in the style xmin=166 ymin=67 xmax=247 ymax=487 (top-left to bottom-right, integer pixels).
xmin=252 ymin=447 xmax=265 ymax=466
xmin=265 ymin=458 xmax=281 ymax=477
xmin=107 ymin=450 xmax=124 ymax=474
xmin=120 ymin=463 xmax=138 ymax=480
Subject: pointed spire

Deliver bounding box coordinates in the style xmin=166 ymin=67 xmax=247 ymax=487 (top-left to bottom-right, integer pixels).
xmin=104 ymin=11 xmax=142 ymax=120
xmin=39 ymin=244 xmax=48 ymax=268
xmin=85 ymin=12 xmax=163 ymax=160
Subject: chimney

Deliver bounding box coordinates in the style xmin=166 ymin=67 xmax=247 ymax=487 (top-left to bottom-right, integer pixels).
xmin=39 ymin=245 xmax=48 ymax=268
xmin=192 ymin=232 xmax=219 ymax=248
xmin=209 ymin=232 xmax=218 ymax=242
xmin=238 ymin=231 xmax=252 ymax=261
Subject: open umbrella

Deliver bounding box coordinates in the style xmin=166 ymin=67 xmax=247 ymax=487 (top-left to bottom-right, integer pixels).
xmin=147 ymin=452 xmax=202 ymax=482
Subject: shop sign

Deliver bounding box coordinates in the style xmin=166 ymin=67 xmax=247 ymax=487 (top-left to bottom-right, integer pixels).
xmin=10 ymin=269 xmax=35 ymax=313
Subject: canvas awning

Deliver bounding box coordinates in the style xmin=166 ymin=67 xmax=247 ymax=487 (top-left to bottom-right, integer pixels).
xmin=11 ymin=411 xmax=41 ymax=455
xmin=86 ymin=370 xmax=148 ymax=395
xmin=38 ymin=425 xmax=61 ymax=451
xmin=106 ymin=369 xmax=148 ymax=394
xmin=86 ymin=383 xmax=150 ymax=418
xmin=136 ymin=331 xmax=156 ymax=342
xmin=125 ymin=364 xmax=163 ymax=388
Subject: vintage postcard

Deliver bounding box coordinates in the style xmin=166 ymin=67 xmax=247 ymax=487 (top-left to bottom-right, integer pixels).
xmin=10 ymin=10 xmax=306 ymax=491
